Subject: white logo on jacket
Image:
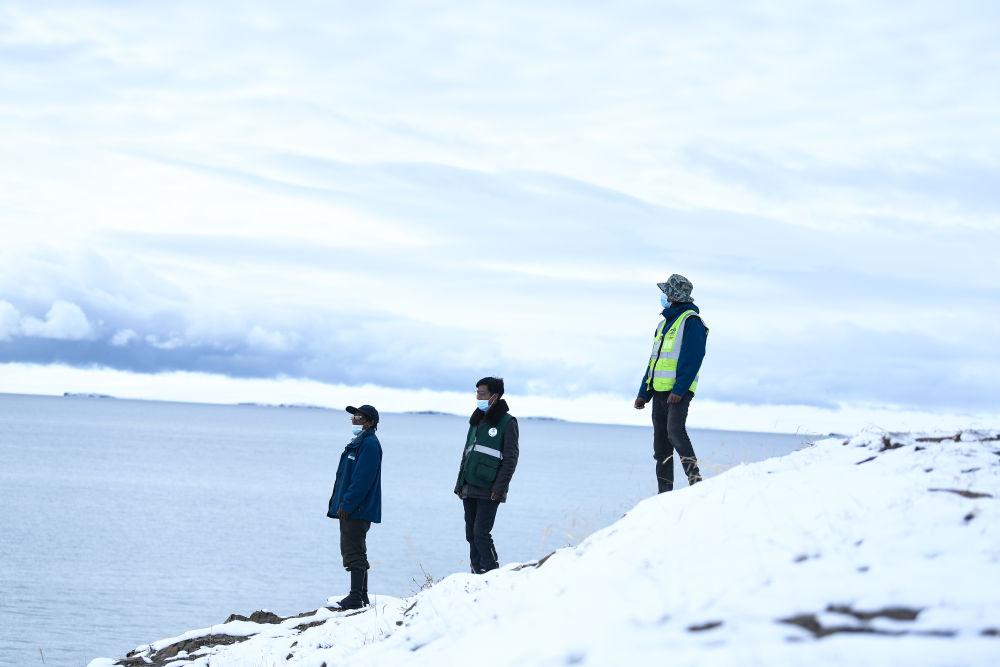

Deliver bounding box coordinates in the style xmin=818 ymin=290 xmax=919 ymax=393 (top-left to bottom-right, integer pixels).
xmin=488 ymin=427 xmax=498 ymax=437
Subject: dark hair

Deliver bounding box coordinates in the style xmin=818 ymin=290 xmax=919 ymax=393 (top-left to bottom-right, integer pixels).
xmin=476 ymin=376 xmax=504 ymax=398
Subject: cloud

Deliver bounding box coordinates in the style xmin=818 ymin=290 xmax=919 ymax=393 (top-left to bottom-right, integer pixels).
xmin=2 ymin=219 xmax=999 ymax=415
xmin=144 ymin=335 xmax=184 ymax=351
xmin=17 ymin=300 xmax=93 ymax=340
xmin=110 ymin=329 xmax=137 ymax=346
xmin=0 ymin=301 xmax=20 ymax=341
xmin=246 ymin=326 xmax=297 ymax=353
xmin=1 ymin=0 xmax=999 ymax=423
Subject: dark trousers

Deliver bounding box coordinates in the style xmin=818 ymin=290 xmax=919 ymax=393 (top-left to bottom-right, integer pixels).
xmin=463 ymin=497 xmax=500 ymax=573
xmin=339 ymin=517 xmax=371 ymax=571
xmin=651 ymin=391 xmax=702 ymax=493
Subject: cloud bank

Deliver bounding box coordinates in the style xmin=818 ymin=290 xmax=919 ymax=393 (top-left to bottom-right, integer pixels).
xmin=1 ymin=0 xmax=999 ymax=422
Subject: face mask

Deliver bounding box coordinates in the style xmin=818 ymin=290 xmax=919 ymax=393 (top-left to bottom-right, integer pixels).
xmin=352 ymin=425 xmax=363 ymax=436
xmin=660 ymin=293 xmax=671 ymax=309
xmin=477 ymin=399 xmax=491 ymax=412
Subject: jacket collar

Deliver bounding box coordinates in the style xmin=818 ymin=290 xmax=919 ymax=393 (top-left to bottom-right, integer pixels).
xmin=347 ymin=427 xmax=375 ymax=448
xmin=469 ymin=398 xmax=510 ymax=426
xmin=661 ymin=301 xmax=699 ymax=319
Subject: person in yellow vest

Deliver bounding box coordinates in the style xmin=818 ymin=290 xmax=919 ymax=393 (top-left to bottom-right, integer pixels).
xmin=634 ymin=274 xmax=708 ymax=493
xmin=454 ymin=376 xmax=519 ymax=573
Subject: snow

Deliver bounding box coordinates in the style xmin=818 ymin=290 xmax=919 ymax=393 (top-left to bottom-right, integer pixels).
xmin=89 ymin=429 xmax=1000 ymax=666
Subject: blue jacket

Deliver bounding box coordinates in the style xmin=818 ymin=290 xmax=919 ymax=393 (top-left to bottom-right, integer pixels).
xmin=327 ymin=428 xmax=382 ymax=523
xmin=638 ymin=302 xmax=708 ymax=401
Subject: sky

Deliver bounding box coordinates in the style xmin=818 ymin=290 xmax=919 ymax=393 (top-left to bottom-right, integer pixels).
xmin=1 ymin=0 xmax=998 ymax=433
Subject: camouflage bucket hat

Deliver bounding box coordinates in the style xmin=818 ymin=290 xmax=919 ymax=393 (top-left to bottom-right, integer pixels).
xmin=657 ymin=273 xmax=694 ymax=303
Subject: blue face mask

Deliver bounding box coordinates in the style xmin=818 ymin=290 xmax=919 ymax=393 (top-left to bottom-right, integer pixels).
xmin=352 ymin=425 xmax=363 ymax=436
xmin=477 ymin=399 xmax=491 ymax=412
xmin=660 ymin=293 xmax=671 ymax=309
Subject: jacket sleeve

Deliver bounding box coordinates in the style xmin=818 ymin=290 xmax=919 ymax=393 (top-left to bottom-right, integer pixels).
xmin=339 ymin=439 xmax=380 ymax=515
xmin=454 ymin=450 xmax=465 ymax=495
xmin=491 ymin=418 xmax=519 ymax=500
xmin=672 ymin=316 xmax=707 ymax=395
xmin=638 ymin=367 xmax=654 ymax=401
xmin=637 ymin=322 xmax=658 ymax=401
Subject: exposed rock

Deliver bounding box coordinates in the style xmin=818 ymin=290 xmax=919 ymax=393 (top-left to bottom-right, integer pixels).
xmin=512 ymin=551 xmax=557 ymax=571
xmin=116 ymin=607 xmax=332 ymax=666
xmin=225 ymin=610 xmax=284 ymax=624
xmin=826 ymin=604 xmax=920 ymax=622
xmin=118 ymin=633 xmax=253 ymax=666
xmin=780 ymin=605 xmax=955 ymax=639
xmin=915 ymin=433 xmax=962 ymax=443
xmin=928 ymin=488 xmax=993 ymax=499
xmin=879 ymin=436 xmax=906 ymax=451
xmin=687 ymin=621 xmax=723 ymax=632
xmin=294 ymin=619 xmax=327 ymax=632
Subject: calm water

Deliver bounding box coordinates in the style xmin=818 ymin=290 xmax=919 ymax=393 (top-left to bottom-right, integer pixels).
xmin=0 ymin=393 xmax=812 ymax=666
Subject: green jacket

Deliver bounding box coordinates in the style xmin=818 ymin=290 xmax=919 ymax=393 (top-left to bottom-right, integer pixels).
xmin=454 ymin=399 xmax=519 ymax=502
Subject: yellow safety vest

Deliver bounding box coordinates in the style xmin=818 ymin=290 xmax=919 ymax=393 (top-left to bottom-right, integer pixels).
xmin=646 ymin=310 xmax=703 ymax=394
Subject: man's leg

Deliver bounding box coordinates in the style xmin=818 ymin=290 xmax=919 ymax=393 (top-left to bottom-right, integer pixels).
xmin=338 ymin=518 xmax=371 ymax=608
xmin=463 ymin=497 xmax=481 ymax=573
xmin=666 ymin=392 xmax=702 ymax=485
xmin=472 ymin=498 xmax=501 ymax=572
xmin=340 ymin=518 xmax=371 ymax=571
xmin=651 ymin=392 xmax=675 ymax=493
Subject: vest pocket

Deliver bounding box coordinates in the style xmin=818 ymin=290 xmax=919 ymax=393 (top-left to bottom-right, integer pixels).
xmin=466 ymin=453 xmax=501 ymax=487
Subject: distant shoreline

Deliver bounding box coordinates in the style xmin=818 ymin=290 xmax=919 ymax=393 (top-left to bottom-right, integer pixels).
xmin=236 ymin=402 xmax=331 ymax=411
xmin=0 ymin=391 xmax=819 ymax=437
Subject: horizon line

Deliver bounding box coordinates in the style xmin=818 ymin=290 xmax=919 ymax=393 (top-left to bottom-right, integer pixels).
xmin=0 ymin=390 xmax=825 ymax=438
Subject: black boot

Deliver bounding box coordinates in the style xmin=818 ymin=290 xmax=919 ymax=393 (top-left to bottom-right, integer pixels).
xmin=680 ymin=456 xmax=703 ymax=485
xmin=361 ymin=569 xmax=370 ymax=606
xmin=655 ymin=457 xmax=674 ymax=493
xmin=336 ymin=569 xmax=367 ymax=610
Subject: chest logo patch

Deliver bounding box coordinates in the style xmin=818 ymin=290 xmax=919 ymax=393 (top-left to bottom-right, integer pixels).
xmin=488 ymin=427 xmax=498 ymax=437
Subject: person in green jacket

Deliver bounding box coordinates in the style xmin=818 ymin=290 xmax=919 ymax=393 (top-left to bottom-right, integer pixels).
xmin=454 ymin=376 xmax=519 ymax=573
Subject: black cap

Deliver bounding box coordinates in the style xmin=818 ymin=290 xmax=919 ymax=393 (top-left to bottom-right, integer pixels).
xmin=346 ymin=404 xmax=379 ymax=424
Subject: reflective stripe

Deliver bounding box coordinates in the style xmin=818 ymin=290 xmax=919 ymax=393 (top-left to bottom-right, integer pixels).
xmin=649 ymin=322 xmax=667 ymax=358
xmin=471 ymin=444 xmax=502 ymax=459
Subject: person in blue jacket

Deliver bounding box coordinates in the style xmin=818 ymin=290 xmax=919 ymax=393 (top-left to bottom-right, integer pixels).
xmin=327 ymin=404 xmax=382 ymax=609
xmin=634 ymin=274 xmax=708 ymax=493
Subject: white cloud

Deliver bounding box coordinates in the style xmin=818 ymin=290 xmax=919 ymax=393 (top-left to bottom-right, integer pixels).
xmin=144 ymin=334 xmax=183 ymax=350
xmin=246 ymin=325 xmax=296 ymax=353
xmin=1 ymin=362 xmax=997 ymax=436
xmin=1 ymin=2 xmax=998 ymax=429
xmin=0 ymin=300 xmax=21 ymax=341
xmin=19 ymin=301 xmax=93 ymax=340
xmin=110 ymin=328 xmax=137 ymax=346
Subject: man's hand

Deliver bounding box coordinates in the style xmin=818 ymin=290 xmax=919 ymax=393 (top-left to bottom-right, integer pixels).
xmin=490 ymin=490 xmax=502 ymax=502
xmin=337 ymin=508 xmax=349 ymax=520
xmin=633 ymin=397 xmax=647 ymax=410
xmin=667 ymin=392 xmax=683 ymax=404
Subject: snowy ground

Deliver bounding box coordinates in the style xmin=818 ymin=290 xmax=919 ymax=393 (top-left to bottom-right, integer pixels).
xmin=90 ymin=430 xmax=1000 ymax=666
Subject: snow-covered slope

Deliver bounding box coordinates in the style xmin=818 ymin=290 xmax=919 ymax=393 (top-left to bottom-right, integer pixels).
xmin=92 ymin=430 xmax=1000 ymax=666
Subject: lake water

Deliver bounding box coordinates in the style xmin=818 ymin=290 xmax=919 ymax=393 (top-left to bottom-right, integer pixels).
xmin=0 ymin=393 xmax=813 ymax=666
